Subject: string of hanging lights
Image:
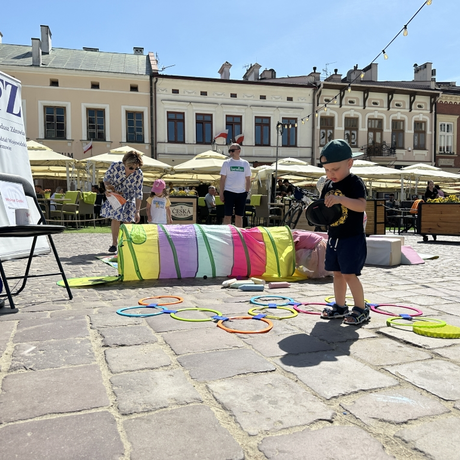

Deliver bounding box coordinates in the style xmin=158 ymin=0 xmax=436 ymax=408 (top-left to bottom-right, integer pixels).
xmin=297 ymin=0 xmax=433 ymax=124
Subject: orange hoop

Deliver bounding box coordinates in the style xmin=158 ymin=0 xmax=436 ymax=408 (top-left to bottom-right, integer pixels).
xmin=138 ymin=295 xmax=184 ymax=306
xmin=216 ymin=316 xmax=273 ymax=334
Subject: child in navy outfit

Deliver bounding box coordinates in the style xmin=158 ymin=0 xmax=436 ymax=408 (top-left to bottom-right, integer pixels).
xmin=319 ymin=139 xmax=370 ymax=325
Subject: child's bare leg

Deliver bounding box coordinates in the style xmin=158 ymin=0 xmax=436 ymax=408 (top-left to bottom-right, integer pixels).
xmin=342 ymin=273 xmax=364 ymax=308
xmin=333 ymin=271 xmax=347 ymax=306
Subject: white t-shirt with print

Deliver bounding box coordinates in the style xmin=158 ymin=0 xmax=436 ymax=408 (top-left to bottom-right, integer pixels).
xmin=220 ymin=158 xmax=251 ymax=193
xmin=147 ymin=195 xmax=170 ymax=224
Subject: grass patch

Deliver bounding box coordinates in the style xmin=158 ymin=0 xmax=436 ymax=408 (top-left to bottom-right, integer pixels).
xmin=64 ymin=226 xmax=111 ymax=234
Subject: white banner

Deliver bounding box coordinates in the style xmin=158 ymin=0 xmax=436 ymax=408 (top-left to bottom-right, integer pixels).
xmin=0 ymin=70 xmax=49 ymax=259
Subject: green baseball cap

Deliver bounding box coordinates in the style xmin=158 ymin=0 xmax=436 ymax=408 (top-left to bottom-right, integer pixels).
xmin=320 ymin=139 xmax=362 ymax=165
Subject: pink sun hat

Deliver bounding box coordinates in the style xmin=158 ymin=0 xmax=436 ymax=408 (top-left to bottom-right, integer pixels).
xmin=152 ymin=179 xmax=166 ymax=194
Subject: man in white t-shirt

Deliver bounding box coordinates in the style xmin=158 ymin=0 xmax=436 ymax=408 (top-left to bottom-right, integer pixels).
xmin=219 ymin=143 xmax=251 ymax=227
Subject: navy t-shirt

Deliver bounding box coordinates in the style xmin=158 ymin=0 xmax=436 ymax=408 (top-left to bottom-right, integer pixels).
xmin=320 ymin=173 xmax=367 ymax=239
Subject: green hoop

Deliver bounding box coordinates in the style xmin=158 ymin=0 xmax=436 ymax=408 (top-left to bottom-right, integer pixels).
xmin=386 ymin=317 xmax=446 ymax=328
xmin=170 ymin=307 xmax=223 ymax=322
xmin=248 ymin=306 xmax=298 ymax=320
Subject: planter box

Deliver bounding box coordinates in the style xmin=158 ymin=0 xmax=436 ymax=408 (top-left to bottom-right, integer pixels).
xmin=365 ymin=199 xmax=386 ymax=235
xmin=418 ymin=202 xmax=460 ymax=236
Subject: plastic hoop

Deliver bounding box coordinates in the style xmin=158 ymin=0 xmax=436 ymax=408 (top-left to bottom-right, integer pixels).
xmin=370 ymin=303 xmax=423 ymax=317
xmin=250 ymin=295 xmax=295 ymax=307
xmin=117 ymin=304 xmax=166 ymax=318
xmin=138 ymin=295 xmax=184 ymax=306
xmin=386 ymin=317 xmax=446 ymax=328
xmin=324 ymin=295 xmax=371 ymax=305
xmin=248 ymin=305 xmax=298 ymax=320
xmin=293 ymin=302 xmax=325 ymax=316
xmin=413 ymin=324 xmax=460 ymax=338
xmin=216 ymin=316 xmax=273 ymax=334
xmin=170 ymin=307 xmax=223 ymax=322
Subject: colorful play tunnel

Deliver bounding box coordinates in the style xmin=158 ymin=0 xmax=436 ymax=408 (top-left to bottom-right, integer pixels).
xmin=118 ymin=224 xmax=296 ymax=281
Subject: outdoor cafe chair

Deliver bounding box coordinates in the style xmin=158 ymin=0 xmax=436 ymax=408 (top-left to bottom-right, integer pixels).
xmin=0 ymin=173 xmax=72 ymax=314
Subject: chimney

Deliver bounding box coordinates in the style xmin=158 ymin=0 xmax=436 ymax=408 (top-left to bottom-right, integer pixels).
xmin=243 ymin=63 xmax=261 ymax=81
xmin=413 ymin=62 xmax=433 ymax=82
xmin=218 ymin=61 xmax=232 ymax=79
xmin=0 ymin=32 xmax=3 ymax=44
xmin=306 ymin=66 xmax=321 ymax=83
xmin=32 ymin=38 xmax=42 ymax=66
xmin=260 ymin=68 xmax=276 ymax=79
xmin=40 ymin=25 xmax=52 ymax=54
xmin=148 ymin=52 xmax=159 ymax=74
xmin=325 ymin=68 xmax=342 ymax=82
xmin=133 ymin=47 xmax=144 ymax=55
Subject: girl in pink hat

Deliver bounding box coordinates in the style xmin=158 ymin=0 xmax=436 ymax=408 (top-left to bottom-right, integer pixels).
xmin=146 ymin=179 xmax=172 ymax=224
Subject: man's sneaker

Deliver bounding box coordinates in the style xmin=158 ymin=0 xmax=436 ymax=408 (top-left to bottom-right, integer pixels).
xmin=108 ymin=245 xmax=117 ymax=253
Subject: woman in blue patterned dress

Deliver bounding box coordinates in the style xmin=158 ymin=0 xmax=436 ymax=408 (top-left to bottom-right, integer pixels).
xmin=100 ymin=151 xmax=144 ymax=253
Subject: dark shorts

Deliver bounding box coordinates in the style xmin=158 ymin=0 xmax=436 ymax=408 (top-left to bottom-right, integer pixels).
xmin=325 ymin=233 xmax=367 ymax=275
xmin=223 ymin=190 xmax=248 ymax=217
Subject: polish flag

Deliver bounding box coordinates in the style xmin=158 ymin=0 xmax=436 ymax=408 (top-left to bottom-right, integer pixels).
xmin=234 ymin=133 xmax=244 ymax=144
xmin=213 ymin=130 xmax=228 ymax=141
xmin=83 ymin=140 xmax=93 ymax=154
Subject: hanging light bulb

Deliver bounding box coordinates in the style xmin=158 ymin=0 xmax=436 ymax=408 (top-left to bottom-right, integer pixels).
xmin=306 ymin=116 xmax=309 ymax=122
xmin=315 ymin=112 xmax=318 ymax=118
xmin=403 ymin=25 xmax=408 ymax=36
xmin=347 ymin=85 xmax=351 ymax=93
xmin=360 ymin=72 xmax=365 ymax=79
xmin=426 ymin=0 xmax=432 ymax=5
xmin=294 ymin=123 xmax=297 ymax=128
xmin=333 ymin=97 xmax=337 ymax=104
xmin=383 ymin=50 xmax=388 ymax=60
xmin=324 ymin=105 xmax=327 ymax=112
xmin=301 ymin=119 xmax=305 ymax=124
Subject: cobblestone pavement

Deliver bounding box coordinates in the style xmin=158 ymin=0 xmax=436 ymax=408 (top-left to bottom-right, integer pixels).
xmin=1 ymin=231 xmax=460 ymax=459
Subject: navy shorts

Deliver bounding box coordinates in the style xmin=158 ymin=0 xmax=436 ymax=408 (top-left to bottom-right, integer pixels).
xmin=223 ymin=191 xmax=248 ymax=217
xmin=325 ymin=233 xmax=367 ymax=275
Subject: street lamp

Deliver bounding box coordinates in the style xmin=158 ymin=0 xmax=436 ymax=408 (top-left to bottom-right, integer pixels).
xmin=274 ymin=121 xmax=284 ymax=199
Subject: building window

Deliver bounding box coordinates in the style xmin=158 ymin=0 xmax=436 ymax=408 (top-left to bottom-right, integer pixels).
xmin=260 ymin=95 xmax=266 ymax=100
xmin=126 ymin=111 xmax=144 ymax=143
xmin=196 ymin=113 xmax=213 ymax=144
xmin=439 ymin=122 xmax=453 ymax=154
xmin=287 ymin=96 xmax=293 ymax=102
xmin=167 ymin=112 xmax=185 ymax=143
xmin=91 ymin=82 xmax=100 ymax=89
xmin=281 ymin=118 xmax=297 ymax=147
xmin=44 ymin=106 xmax=66 ymax=139
xmin=172 ymin=89 xmax=179 ymax=94
xmin=130 ymin=84 xmax=138 ymax=92
xmin=368 ymin=118 xmax=383 ymax=146
xmin=320 ymin=117 xmax=334 ymax=146
xmin=255 ymin=117 xmax=270 ymax=146
xmin=414 ymin=121 xmax=426 ymax=150
xmin=344 ymin=117 xmax=358 ymax=147
xmin=86 ymin=108 xmax=105 ymax=140
xmin=50 ymin=79 xmax=59 ymax=87
xmin=391 ymin=120 xmax=405 ymax=149
xmin=226 ymin=115 xmax=242 ymax=145
xmin=230 ymin=93 xmax=237 ymax=98
xmin=200 ymin=91 xmax=207 ymax=96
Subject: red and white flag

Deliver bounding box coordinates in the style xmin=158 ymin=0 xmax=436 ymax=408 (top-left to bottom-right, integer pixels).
xmin=234 ymin=133 xmax=244 ymax=144
xmin=213 ymin=130 xmax=228 ymax=141
xmin=83 ymin=140 xmax=93 ymax=154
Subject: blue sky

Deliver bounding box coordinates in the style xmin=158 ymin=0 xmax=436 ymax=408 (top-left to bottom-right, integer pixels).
xmin=2 ymin=0 xmax=459 ymax=84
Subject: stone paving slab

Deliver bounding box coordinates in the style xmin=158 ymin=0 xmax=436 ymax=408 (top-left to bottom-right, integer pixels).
xmin=99 ymin=324 xmax=158 ymax=347
xmin=162 ymin=326 xmax=243 ymax=355
xmin=13 ymin=317 xmax=89 ymax=342
xmin=123 ymin=405 xmax=244 ymax=460
xmin=385 ymin=359 xmax=460 ymax=400
xmin=0 ymin=411 xmax=124 ymax=460
xmin=432 ymin=344 xmax=460 ymax=361
xmin=380 ymin=326 xmax=460 ymax=349
xmin=89 ymin=311 xmax=145 ymax=328
xmin=110 ymin=368 xmax=202 ymax=414
xmin=341 ymin=387 xmax=449 ymax=425
xmin=0 ymin=365 xmax=109 ymax=423
xmin=177 ymin=348 xmax=276 ymax=381
xmin=145 ymin=312 xmax=216 ymax=332
xmin=105 ymin=343 xmax=171 ymax=373
xmin=0 ymin=320 xmax=14 ymax=358
xmin=208 ymin=373 xmax=335 ymax=435
xmin=276 ymin=352 xmax=398 ymax=399
xmin=258 ymin=425 xmax=395 ymax=459
xmin=10 ymin=338 xmax=95 ymax=371
xmin=394 ymin=416 xmax=460 ymax=460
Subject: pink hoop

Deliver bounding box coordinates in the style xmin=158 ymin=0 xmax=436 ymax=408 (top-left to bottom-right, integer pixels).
xmin=370 ymin=303 xmax=423 ymax=317
xmin=293 ymin=302 xmax=325 ymax=315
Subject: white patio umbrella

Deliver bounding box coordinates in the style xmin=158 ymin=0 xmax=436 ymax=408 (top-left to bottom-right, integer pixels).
xmin=172 ymin=150 xmax=228 ymax=174
xmin=27 ymin=140 xmax=76 ymax=167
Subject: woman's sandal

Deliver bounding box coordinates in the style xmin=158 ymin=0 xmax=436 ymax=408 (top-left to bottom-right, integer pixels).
xmin=343 ymin=306 xmax=370 ymax=325
xmin=321 ymin=304 xmax=349 ymax=319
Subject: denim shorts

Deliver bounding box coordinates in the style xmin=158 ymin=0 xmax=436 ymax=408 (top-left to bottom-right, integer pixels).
xmin=223 ymin=191 xmax=248 ymax=217
xmin=325 ymin=233 xmax=367 ymax=275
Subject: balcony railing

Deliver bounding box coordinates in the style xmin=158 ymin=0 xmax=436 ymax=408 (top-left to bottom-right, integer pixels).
xmin=362 ymin=143 xmax=396 ymax=157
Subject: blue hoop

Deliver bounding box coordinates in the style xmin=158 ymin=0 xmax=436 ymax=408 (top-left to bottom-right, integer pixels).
xmin=117 ymin=303 xmax=167 ymax=317
xmin=250 ymin=295 xmax=295 ymax=307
